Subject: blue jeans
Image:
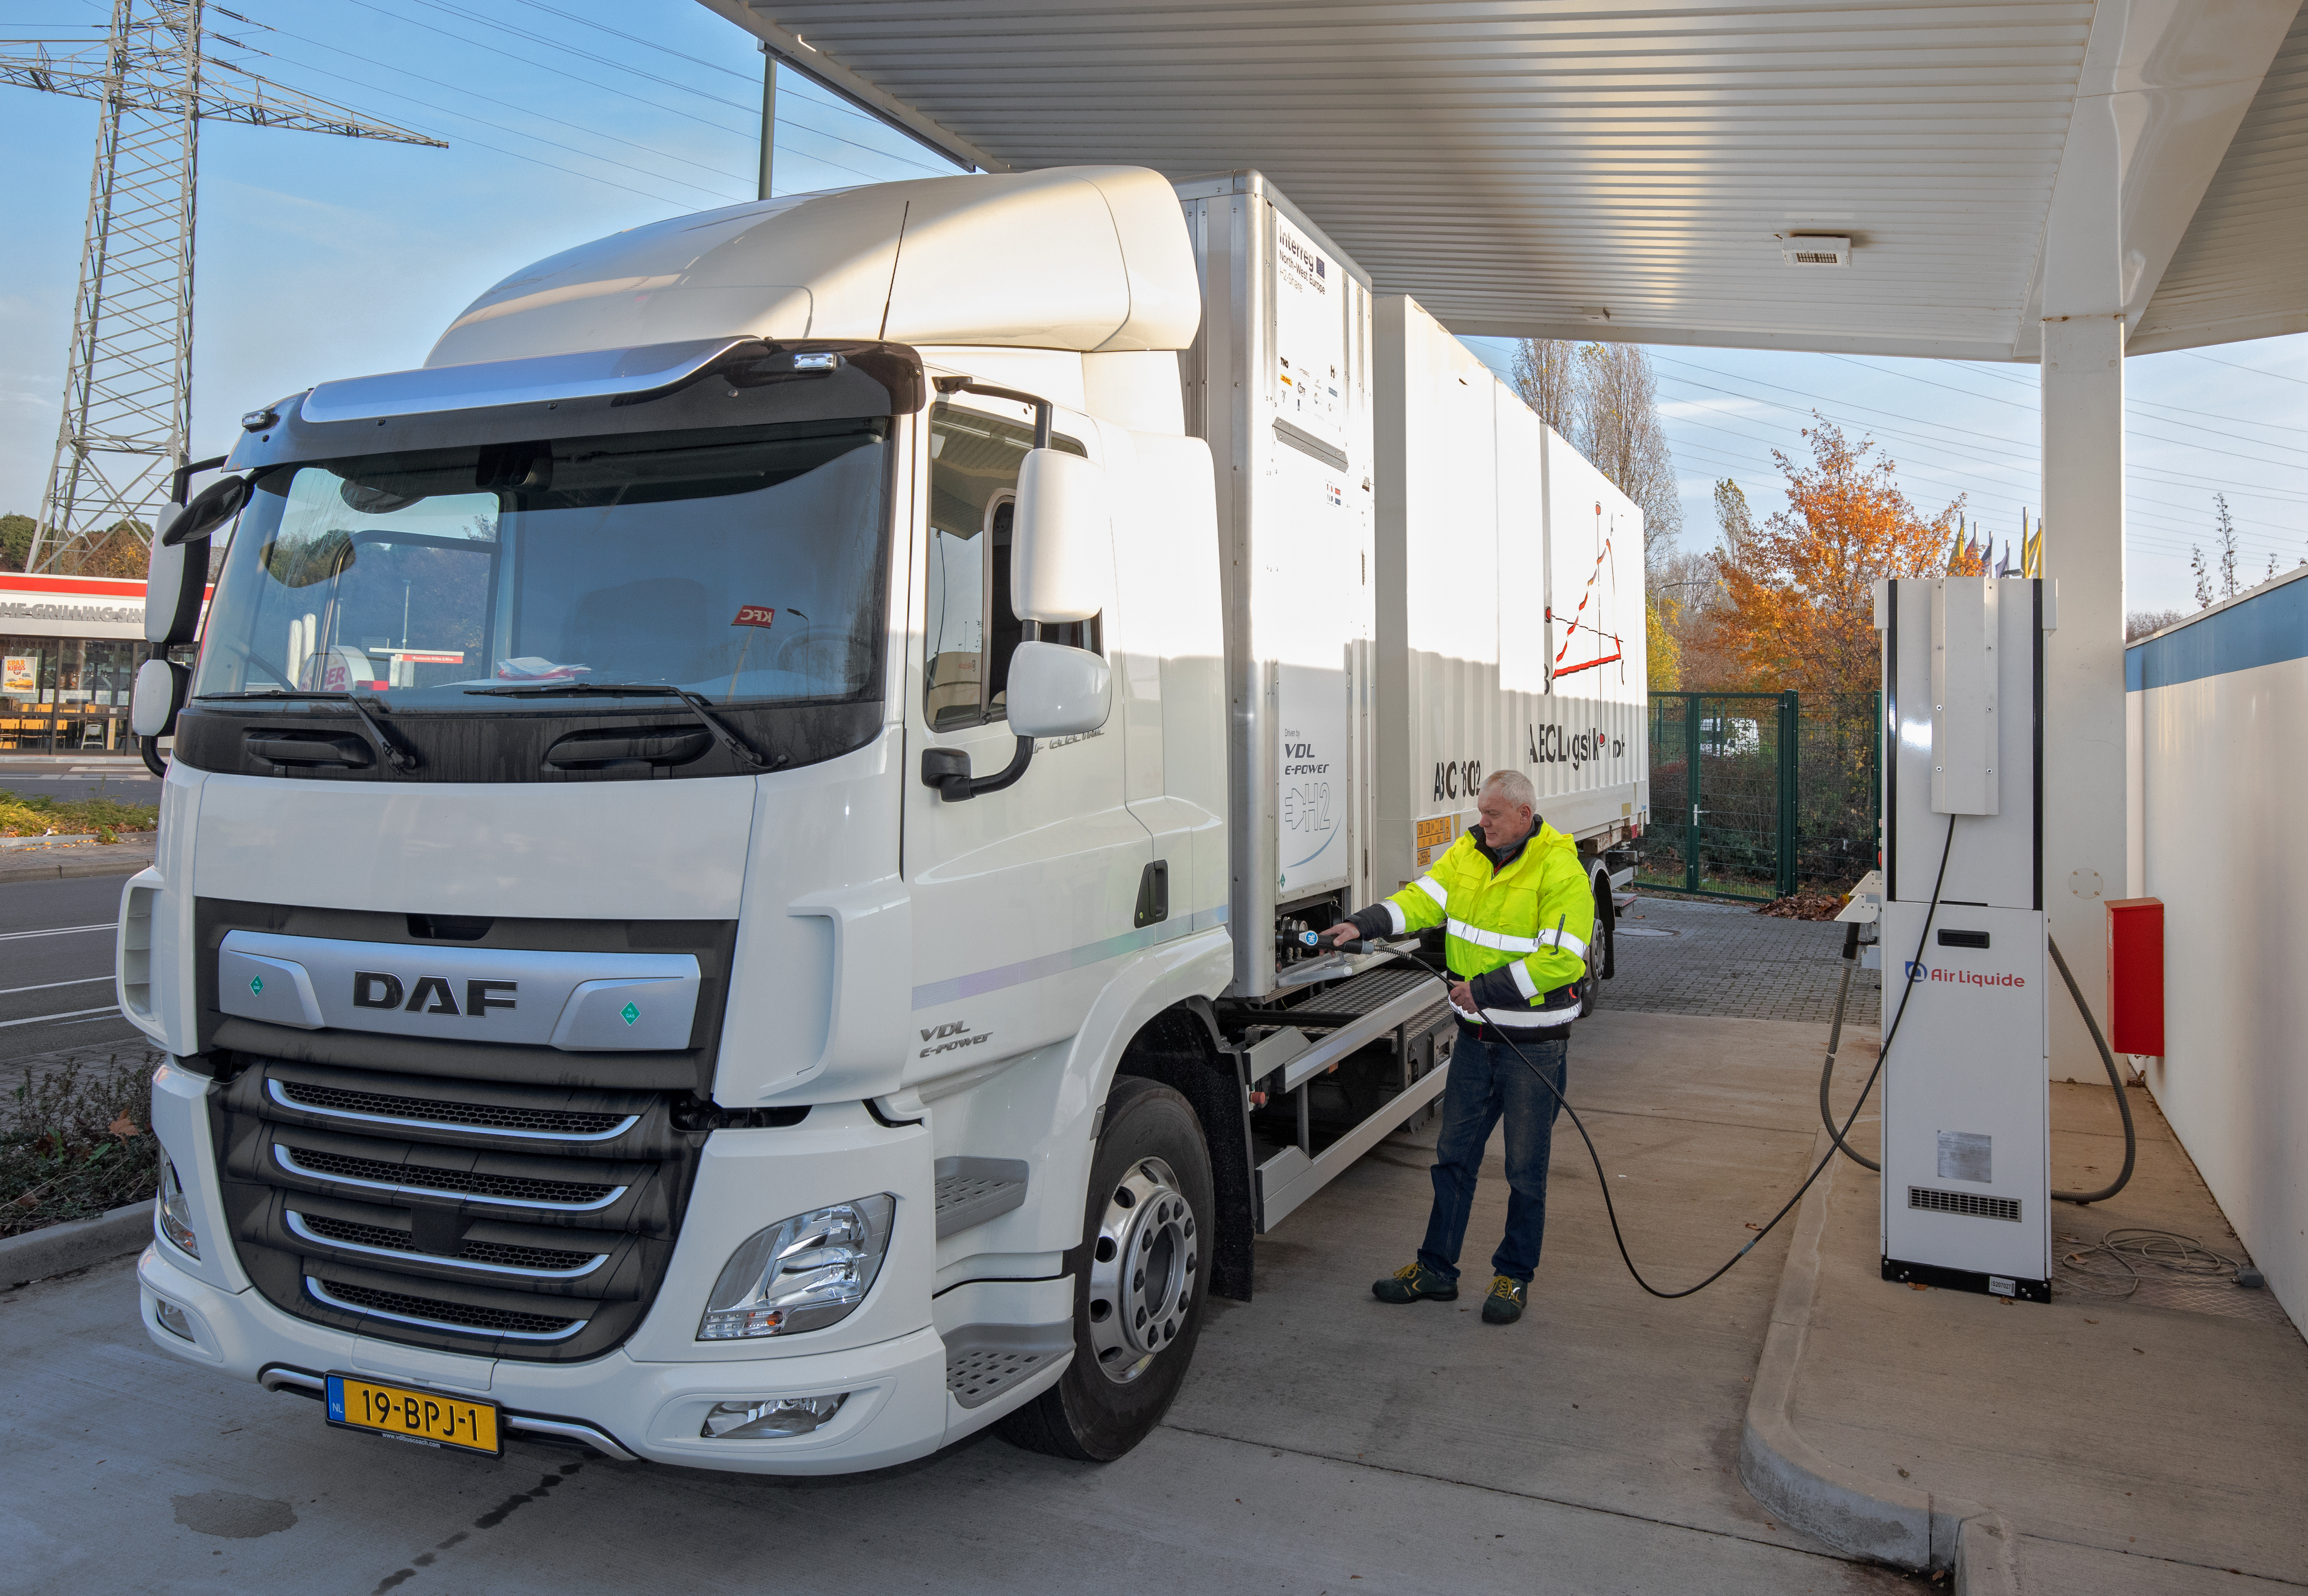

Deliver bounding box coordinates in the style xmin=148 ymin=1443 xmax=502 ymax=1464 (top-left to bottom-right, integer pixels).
xmin=1416 ymin=1030 xmax=1568 ymax=1286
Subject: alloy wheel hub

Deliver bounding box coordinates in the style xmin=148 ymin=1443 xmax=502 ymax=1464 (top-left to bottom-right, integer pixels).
xmin=1086 ymin=1156 xmax=1196 ymax=1384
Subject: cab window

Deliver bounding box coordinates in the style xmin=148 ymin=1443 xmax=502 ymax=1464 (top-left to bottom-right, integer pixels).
xmin=924 ymin=404 xmax=1098 ymax=730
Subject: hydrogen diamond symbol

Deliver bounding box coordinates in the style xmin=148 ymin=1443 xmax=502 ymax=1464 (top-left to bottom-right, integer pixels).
xmin=249 ymin=975 xmax=264 ymax=997
xmin=620 ymin=1001 xmax=640 ymax=1026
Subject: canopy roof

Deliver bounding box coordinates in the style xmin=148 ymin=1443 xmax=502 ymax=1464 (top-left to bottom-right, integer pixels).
xmin=699 ymin=0 xmax=2307 ymax=360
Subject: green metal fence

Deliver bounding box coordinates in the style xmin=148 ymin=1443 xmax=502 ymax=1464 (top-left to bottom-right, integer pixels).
xmin=1638 ymin=691 xmax=1880 ymax=901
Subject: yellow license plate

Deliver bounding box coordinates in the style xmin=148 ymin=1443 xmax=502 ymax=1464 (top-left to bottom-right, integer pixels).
xmin=327 ymin=1374 xmax=501 ymax=1455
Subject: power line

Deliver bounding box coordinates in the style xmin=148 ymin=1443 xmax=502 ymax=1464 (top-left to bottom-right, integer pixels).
xmin=1658 ymin=382 xmax=2302 ymax=546
xmin=1818 ymin=352 xmax=2039 ymax=413
xmin=396 ymin=0 xmax=758 ymax=115
xmin=244 ymin=22 xmax=757 ymax=188
xmin=480 ymin=0 xmax=959 ymax=165
xmin=1656 ymin=367 xmax=2308 ymax=522
xmin=328 ymin=0 xmax=753 ymax=138
xmin=255 ymin=49 xmax=748 ymax=203
xmin=2182 ymin=350 xmax=2308 ymax=387
xmin=1666 ymin=432 xmax=2280 ymax=564
xmin=312 ymin=0 xmax=943 ymax=182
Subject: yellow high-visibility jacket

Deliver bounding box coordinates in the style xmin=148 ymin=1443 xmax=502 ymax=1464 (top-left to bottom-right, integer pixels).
xmin=1348 ymin=822 xmax=1595 ymax=1031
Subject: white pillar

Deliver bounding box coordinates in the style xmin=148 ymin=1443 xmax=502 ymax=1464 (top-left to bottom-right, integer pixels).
xmin=2039 ymin=319 xmax=2126 ymax=1080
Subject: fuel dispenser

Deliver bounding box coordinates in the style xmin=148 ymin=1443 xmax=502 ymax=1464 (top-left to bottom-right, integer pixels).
xmin=1874 ymin=576 xmax=2053 ymax=1302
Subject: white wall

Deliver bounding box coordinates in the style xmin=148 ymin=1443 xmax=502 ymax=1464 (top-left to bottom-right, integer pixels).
xmin=2128 ymin=566 xmax=2308 ymax=1327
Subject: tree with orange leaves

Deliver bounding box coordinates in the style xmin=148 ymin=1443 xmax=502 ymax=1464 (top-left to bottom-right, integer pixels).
xmin=1704 ymin=421 xmax=1963 ymax=697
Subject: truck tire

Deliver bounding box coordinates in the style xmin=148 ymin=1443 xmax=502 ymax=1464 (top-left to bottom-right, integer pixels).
xmin=1580 ymin=874 xmax=1615 ymax=1013
xmin=997 ymin=1076 xmax=1214 ymax=1461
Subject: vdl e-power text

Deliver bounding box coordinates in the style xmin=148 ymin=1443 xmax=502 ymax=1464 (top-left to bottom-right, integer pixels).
xmin=125 ymin=167 xmax=1649 ymax=1470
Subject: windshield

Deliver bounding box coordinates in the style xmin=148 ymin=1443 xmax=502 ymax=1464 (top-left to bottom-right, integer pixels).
xmin=191 ymin=419 xmax=890 ymax=709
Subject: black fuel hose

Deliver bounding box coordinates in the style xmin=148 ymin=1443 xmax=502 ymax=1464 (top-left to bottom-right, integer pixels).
xmin=1816 ymin=919 xmax=2137 ymax=1205
xmin=1465 ymin=816 xmax=1958 ymax=1301
xmin=2046 ymin=936 xmax=2137 ymax=1205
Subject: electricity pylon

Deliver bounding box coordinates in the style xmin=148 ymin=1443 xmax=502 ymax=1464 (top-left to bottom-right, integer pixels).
xmin=2 ymin=1 xmax=443 ymax=573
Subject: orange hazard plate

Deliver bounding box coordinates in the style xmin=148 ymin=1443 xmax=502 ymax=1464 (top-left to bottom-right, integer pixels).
xmin=327 ymin=1373 xmax=501 ymax=1455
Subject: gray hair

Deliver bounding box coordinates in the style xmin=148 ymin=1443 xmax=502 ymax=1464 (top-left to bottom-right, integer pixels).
xmin=1481 ymin=769 xmax=1536 ymax=811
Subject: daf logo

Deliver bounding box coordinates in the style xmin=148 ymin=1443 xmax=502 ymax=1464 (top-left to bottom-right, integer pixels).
xmin=352 ymin=971 xmax=518 ymax=1018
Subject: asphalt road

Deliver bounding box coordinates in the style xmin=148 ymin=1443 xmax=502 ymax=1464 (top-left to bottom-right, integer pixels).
xmin=0 ymin=874 xmax=142 ymax=1062
xmin=0 ymin=1012 xmax=1922 ymax=1596
xmin=0 ymin=766 xmax=162 ymax=807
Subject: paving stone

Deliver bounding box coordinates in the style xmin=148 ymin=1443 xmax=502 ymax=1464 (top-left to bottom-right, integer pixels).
xmin=1605 ymin=894 xmax=1880 ymax=1027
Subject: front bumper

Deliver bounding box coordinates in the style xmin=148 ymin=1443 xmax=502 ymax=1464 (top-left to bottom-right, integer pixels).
xmin=138 ymin=1242 xmax=955 ymax=1473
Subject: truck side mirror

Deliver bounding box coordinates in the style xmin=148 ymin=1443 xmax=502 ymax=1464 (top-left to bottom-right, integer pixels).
xmin=1005 ymin=640 xmax=1110 ymax=738
xmin=131 ymin=657 xmax=189 ymax=739
xmin=1011 ymin=449 xmax=1109 ymax=623
xmin=147 ymin=472 xmax=245 ymax=646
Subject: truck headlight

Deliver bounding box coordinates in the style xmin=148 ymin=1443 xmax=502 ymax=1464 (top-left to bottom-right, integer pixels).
xmin=156 ymin=1158 xmax=199 ymax=1259
xmin=698 ymin=1195 xmax=894 ymax=1340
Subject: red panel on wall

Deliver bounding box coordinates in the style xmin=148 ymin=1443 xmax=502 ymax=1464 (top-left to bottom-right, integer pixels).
xmin=2106 ymin=898 xmax=2164 ymax=1057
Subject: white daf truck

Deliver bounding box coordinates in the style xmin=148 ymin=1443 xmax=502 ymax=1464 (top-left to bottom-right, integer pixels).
xmin=125 ymin=167 xmax=1647 ymax=1472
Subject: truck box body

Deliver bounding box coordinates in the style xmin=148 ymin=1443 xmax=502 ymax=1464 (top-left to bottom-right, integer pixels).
xmin=128 ymin=167 xmax=1646 ymax=1477
xmin=1177 ymin=174 xmax=1648 ymax=998
xmin=1372 ymin=295 xmax=1649 ymax=894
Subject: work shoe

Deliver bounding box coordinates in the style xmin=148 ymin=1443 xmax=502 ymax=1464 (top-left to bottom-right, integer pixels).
xmin=1371 ymin=1262 xmax=1459 ymax=1303
xmin=1481 ymin=1275 xmax=1528 ymax=1324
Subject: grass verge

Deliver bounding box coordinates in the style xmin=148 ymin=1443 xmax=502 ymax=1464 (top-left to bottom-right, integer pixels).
xmin=3 ymin=1053 xmax=161 ymax=1237
xmin=0 ymin=788 xmax=159 ymax=839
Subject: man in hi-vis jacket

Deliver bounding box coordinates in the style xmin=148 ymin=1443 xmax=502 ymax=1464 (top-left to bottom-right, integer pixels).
xmin=1321 ymin=768 xmax=1595 ymax=1324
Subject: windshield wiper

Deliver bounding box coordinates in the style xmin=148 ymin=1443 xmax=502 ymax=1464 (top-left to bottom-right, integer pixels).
xmin=464 ymin=682 xmax=785 ymax=771
xmin=199 ymin=690 xmax=420 ymax=774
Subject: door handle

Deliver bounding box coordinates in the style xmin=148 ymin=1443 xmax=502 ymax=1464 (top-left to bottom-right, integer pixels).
xmin=1133 ymin=860 xmax=1169 ymax=929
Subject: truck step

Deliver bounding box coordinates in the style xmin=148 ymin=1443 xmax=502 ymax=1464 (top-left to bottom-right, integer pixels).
xmin=943 ymin=1323 xmax=1071 ymax=1409
xmin=933 ymin=1157 xmax=1029 ymax=1239
xmin=1233 ymin=968 xmax=1449 ymax=1095
xmin=1257 ymin=966 xmax=1440 ymax=1030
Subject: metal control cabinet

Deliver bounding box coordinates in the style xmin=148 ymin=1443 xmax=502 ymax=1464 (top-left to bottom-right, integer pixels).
xmin=1877 ymin=577 xmax=2052 ymax=1301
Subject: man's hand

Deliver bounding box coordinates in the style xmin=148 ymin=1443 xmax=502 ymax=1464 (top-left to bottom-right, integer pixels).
xmin=1320 ymin=921 xmax=1363 ymax=949
xmin=1449 ymin=980 xmax=1478 ymax=1014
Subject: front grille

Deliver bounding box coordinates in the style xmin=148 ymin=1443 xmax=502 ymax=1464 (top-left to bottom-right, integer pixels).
xmin=290 ymin=1212 xmax=604 ymax=1275
xmin=213 ymin=1054 xmax=718 ymax=1361
xmin=1909 ymin=1186 xmax=2022 ymax=1222
xmin=276 ymin=1146 xmax=624 ymax=1209
xmin=307 ymin=1278 xmax=585 ymax=1339
xmin=273 ymin=1079 xmax=634 ymax=1139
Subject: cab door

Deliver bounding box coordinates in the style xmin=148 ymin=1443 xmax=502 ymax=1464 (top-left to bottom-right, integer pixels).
xmin=901 ymin=395 xmax=1150 ymax=1083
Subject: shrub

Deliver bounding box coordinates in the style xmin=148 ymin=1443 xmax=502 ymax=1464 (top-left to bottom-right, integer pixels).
xmin=2 ymin=1054 xmax=161 ymax=1237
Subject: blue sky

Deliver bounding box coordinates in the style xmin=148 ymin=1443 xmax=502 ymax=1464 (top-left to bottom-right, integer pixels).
xmin=4 ymin=0 xmax=2302 ymax=616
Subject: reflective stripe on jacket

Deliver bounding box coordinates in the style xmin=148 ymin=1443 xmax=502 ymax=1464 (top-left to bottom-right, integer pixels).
xmin=1353 ymin=822 xmax=1593 ymax=1031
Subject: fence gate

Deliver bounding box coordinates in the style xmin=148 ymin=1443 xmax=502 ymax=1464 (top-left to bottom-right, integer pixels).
xmin=1641 ymin=691 xmax=1797 ymax=901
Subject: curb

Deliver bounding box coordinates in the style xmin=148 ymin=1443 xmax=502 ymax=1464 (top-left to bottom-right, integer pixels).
xmin=1737 ymin=1128 xmax=2024 ymax=1594
xmin=0 ymin=845 xmax=155 ymax=885
xmin=1 ymin=1200 xmax=153 ymax=1288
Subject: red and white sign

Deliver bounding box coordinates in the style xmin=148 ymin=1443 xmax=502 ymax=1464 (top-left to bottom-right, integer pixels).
xmin=731 ymin=605 xmax=776 ymax=629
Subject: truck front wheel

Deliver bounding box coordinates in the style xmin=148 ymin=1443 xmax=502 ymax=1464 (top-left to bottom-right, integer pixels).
xmin=997 ymin=1076 xmax=1214 ymax=1461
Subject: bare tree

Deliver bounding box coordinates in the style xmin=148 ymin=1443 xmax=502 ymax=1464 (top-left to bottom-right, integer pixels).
xmin=2126 ymin=609 xmax=2186 ymax=641
xmin=1509 ymin=338 xmax=1580 ymax=437
xmin=2191 ymin=492 xmax=2241 ymax=609
xmin=1713 ymin=478 xmax=1753 ymax=561
xmin=1574 ymin=342 xmax=1683 ymax=571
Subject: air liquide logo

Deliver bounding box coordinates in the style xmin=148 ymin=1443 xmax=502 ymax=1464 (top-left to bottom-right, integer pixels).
xmin=353 ymin=972 xmax=517 ymax=1017
xmin=1902 ymin=962 xmax=2026 ymax=989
